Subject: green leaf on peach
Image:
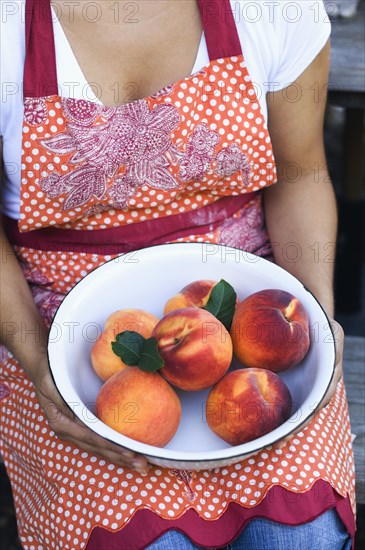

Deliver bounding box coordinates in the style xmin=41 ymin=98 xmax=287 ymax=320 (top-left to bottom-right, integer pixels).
xmin=138 ymin=337 xmax=164 ymax=373
xmin=204 ymin=279 xmax=237 ymax=331
xmin=111 ymin=330 xmax=145 ymax=365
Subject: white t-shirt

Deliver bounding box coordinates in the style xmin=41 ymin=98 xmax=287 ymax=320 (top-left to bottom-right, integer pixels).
xmin=0 ymin=0 xmax=331 ymax=220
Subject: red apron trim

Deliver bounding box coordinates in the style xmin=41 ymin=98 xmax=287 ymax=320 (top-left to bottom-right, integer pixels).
xmin=24 ymin=0 xmax=58 ymax=98
xmin=86 ymin=481 xmax=355 ymax=550
xmin=3 ymin=193 xmax=255 ymax=254
xmin=197 ymin=0 xmax=242 ymax=60
xmin=23 ymin=0 xmax=242 ymax=99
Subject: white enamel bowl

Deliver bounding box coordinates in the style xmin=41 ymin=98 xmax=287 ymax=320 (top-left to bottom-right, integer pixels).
xmin=48 ymin=243 xmax=336 ymax=470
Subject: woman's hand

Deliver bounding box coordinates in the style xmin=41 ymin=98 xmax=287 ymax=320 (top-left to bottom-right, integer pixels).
xmin=263 ymin=41 xmax=345 ymax=449
xmin=318 ymin=318 xmax=344 ymax=408
xmin=0 ymin=217 xmax=150 ymax=475
xmin=278 ymin=318 xmax=344 ymax=448
xmin=31 ymin=352 xmax=151 ymax=474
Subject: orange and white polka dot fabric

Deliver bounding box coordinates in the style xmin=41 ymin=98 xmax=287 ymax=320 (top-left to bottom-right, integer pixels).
xmin=19 ymin=0 xmax=275 ymax=233
xmin=0 ymin=0 xmax=356 ymax=549
xmin=20 ymin=63 xmax=275 ymax=233
xmin=0 ymin=334 xmax=356 ymax=550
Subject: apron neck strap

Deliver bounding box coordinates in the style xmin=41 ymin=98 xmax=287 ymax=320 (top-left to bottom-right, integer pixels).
xmin=197 ymin=0 xmax=242 ymax=60
xmin=24 ymin=0 xmax=58 ymax=98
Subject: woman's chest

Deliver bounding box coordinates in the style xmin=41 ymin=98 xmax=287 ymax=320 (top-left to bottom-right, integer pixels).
xmin=52 ymin=0 xmax=203 ymax=107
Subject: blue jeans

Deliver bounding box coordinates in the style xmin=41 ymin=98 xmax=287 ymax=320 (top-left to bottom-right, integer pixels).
xmin=145 ymin=508 xmax=352 ymax=549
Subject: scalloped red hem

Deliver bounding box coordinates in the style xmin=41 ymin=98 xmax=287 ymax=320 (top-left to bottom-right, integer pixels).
xmin=86 ymin=480 xmax=355 ymax=550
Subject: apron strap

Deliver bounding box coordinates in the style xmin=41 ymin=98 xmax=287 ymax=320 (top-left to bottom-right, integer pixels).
xmin=24 ymin=0 xmax=58 ymax=98
xmin=197 ymin=0 xmax=242 ymax=60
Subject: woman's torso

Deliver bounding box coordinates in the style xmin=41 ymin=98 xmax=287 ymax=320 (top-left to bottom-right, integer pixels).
xmin=0 ymin=0 xmax=331 ymax=222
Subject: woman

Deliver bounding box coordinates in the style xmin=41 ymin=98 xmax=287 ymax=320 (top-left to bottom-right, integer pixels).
xmin=0 ymin=0 xmax=355 ymax=548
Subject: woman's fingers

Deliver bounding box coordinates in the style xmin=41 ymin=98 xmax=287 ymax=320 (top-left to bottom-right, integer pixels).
xmin=318 ymin=318 xmax=344 ymax=408
xmin=43 ymin=402 xmax=150 ymax=473
xmin=33 ymin=368 xmax=150 ymax=474
xmin=331 ymin=319 xmax=344 ymax=366
xmin=277 ymin=318 xmax=345 ymax=449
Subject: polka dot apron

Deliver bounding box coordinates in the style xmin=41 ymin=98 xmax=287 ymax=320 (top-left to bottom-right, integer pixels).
xmin=0 ymin=0 xmax=356 ymax=548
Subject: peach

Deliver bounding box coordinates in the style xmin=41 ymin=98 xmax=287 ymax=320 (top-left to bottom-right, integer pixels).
xmin=152 ymin=307 xmax=233 ymax=391
xmin=230 ymin=289 xmax=310 ymax=372
xmin=163 ymin=280 xmax=217 ymax=315
xmin=206 ymin=368 xmax=292 ymax=445
xmin=95 ymin=367 xmax=181 ymax=447
xmin=91 ymin=309 xmax=159 ymax=381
